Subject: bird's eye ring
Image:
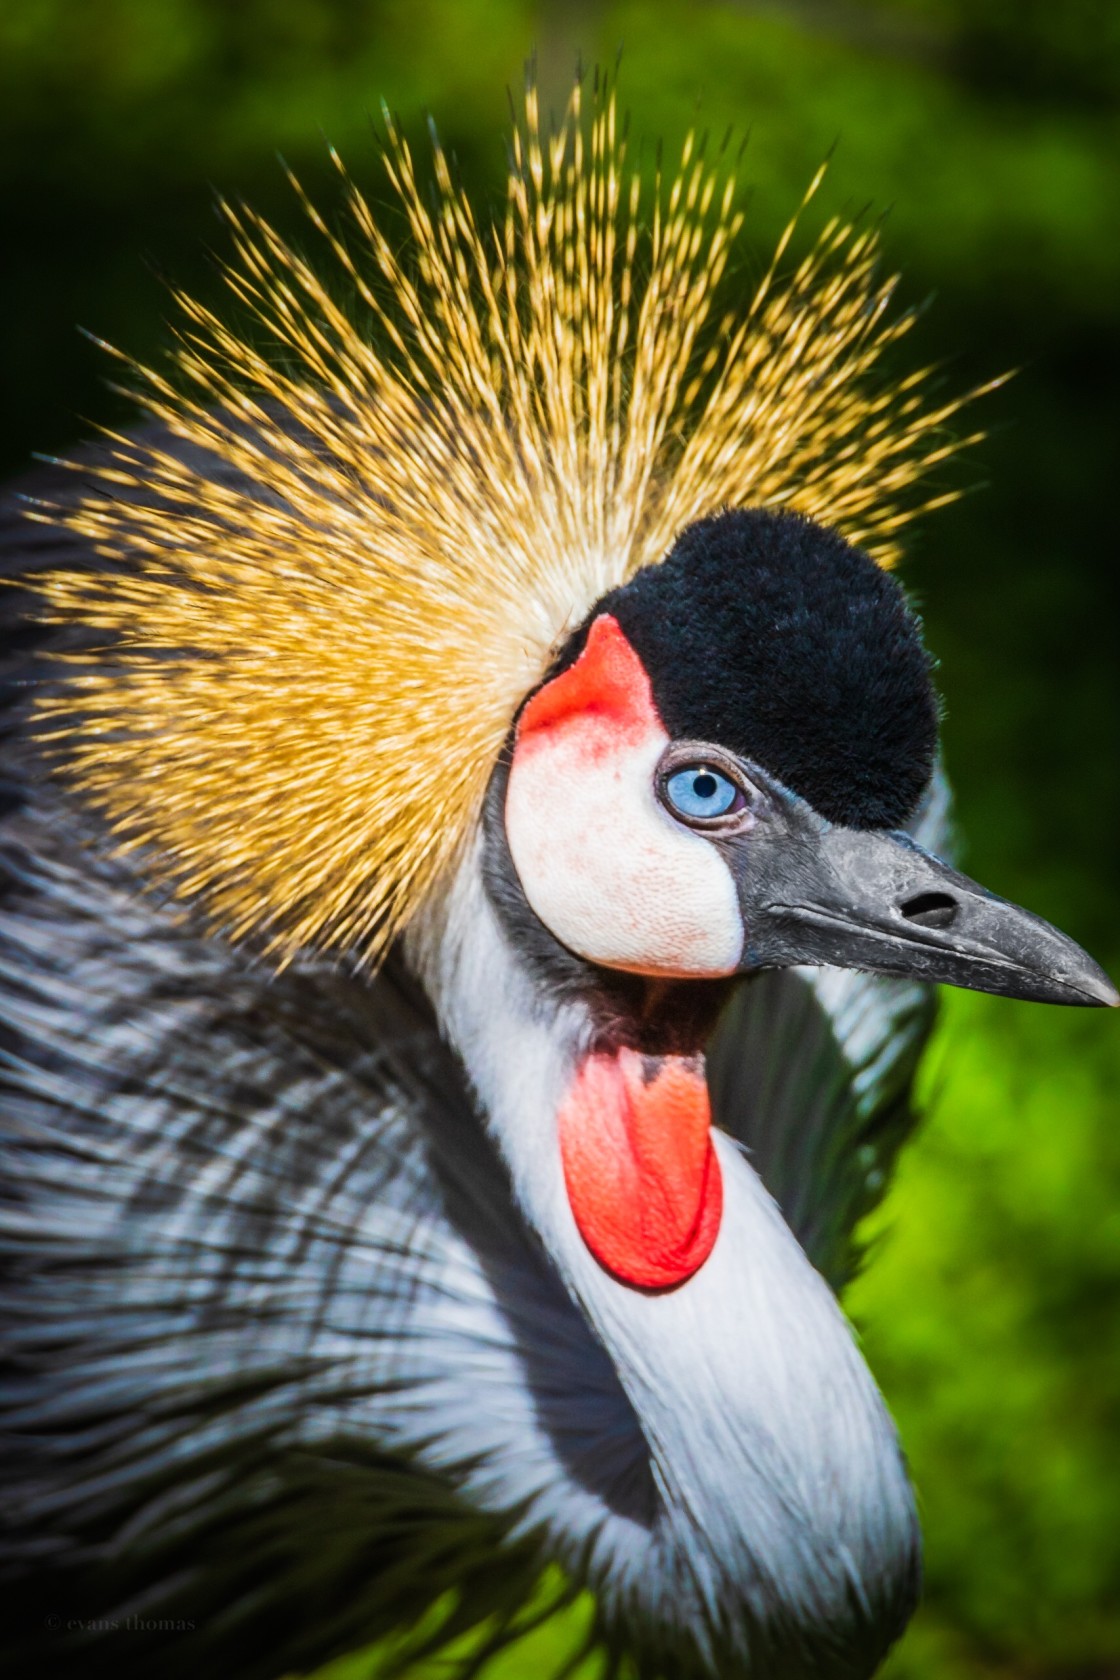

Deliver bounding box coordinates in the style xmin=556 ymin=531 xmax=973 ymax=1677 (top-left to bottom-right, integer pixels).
xmin=662 ymin=764 xmax=744 ymax=823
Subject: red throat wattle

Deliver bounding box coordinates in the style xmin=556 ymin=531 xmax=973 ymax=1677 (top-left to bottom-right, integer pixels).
xmin=558 ymin=1050 xmax=723 ymax=1289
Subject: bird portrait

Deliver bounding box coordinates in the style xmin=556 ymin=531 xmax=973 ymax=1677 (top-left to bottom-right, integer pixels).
xmin=0 ymin=68 xmax=1115 ymax=1680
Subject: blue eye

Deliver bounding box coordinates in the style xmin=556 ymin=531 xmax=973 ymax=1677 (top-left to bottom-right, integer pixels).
xmin=664 ymin=765 xmax=741 ymax=821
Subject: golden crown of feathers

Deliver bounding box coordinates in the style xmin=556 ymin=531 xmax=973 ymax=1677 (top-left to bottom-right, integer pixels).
xmin=35 ymin=73 xmax=985 ymax=968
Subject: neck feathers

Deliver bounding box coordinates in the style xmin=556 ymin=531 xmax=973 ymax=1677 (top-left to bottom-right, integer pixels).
xmin=407 ymin=835 xmax=919 ymax=1679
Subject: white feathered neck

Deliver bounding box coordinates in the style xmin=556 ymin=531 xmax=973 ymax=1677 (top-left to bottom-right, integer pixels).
xmin=407 ymin=836 xmax=919 ymax=1679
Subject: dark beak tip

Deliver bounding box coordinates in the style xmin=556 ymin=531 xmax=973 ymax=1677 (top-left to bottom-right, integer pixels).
xmin=1051 ymin=960 xmax=1120 ymax=1010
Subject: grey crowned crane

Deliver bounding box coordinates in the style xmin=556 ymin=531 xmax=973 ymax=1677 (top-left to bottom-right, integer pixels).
xmin=0 ymin=78 xmax=1114 ymax=1680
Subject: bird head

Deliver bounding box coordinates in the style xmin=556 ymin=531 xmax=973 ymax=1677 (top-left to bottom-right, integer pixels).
xmin=32 ymin=76 xmax=1114 ymax=1021
xmin=503 ymin=504 xmax=1116 ymax=1009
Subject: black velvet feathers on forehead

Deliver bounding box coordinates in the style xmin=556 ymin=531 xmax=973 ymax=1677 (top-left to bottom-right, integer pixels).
xmin=583 ymin=508 xmax=939 ymax=829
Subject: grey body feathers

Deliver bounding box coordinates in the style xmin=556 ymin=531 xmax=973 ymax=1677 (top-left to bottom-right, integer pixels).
xmin=0 ymin=453 xmax=942 ymax=1678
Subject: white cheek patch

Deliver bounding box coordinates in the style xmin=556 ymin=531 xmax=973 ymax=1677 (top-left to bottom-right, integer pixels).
xmin=505 ymin=715 xmax=744 ymax=978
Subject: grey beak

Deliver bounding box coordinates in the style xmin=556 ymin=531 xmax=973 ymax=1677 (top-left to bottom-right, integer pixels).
xmin=730 ymin=771 xmax=1118 ymax=1008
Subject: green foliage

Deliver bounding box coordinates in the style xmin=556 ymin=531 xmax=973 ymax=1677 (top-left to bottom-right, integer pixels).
xmin=2 ymin=3 xmax=1117 ymax=1675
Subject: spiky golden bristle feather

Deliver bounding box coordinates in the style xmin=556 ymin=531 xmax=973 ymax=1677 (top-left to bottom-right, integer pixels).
xmin=32 ymin=74 xmax=987 ymax=966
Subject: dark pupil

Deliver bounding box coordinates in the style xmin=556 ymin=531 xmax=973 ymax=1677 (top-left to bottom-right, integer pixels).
xmin=693 ymin=773 xmax=718 ymax=799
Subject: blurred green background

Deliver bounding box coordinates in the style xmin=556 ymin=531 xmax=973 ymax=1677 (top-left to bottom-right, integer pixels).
xmin=2 ymin=2 xmax=1117 ymax=1676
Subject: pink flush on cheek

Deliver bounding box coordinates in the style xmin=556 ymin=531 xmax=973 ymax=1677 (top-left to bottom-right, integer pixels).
xmin=558 ymin=1049 xmax=723 ymax=1289
xmin=516 ymin=614 xmax=662 ymax=755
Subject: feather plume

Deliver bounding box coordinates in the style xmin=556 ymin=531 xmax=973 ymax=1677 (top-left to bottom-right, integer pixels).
xmin=30 ymin=71 xmax=985 ymax=966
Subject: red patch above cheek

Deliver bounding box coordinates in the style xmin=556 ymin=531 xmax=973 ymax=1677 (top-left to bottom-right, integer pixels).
xmin=516 ymin=614 xmax=662 ymax=753
xmin=558 ymin=1048 xmax=723 ymax=1289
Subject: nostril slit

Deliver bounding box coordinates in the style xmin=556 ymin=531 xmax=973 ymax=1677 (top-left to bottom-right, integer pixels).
xmin=899 ymin=890 xmax=959 ymax=929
